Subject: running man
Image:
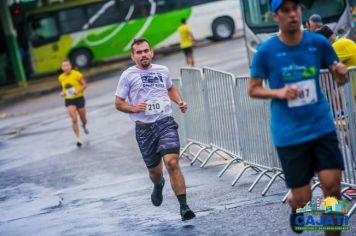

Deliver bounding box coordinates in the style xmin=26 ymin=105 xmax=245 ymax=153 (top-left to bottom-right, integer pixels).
xmin=178 ymin=18 xmax=195 ymax=67
xmin=248 ymin=0 xmax=348 ymax=234
xmin=59 ymin=59 xmax=89 ymax=147
xmin=115 ymin=38 xmax=195 ymax=221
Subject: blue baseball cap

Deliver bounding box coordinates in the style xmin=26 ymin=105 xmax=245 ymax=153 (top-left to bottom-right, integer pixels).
xmin=270 ymin=0 xmax=300 ymax=13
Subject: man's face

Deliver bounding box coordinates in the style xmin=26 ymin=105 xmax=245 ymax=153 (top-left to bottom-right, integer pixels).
xmin=273 ymin=0 xmax=301 ymax=33
xmin=307 ymin=21 xmax=317 ymax=31
xmin=131 ymin=42 xmax=154 ymax=69
xmin=61 ymin=61 xmax=72 ymax=74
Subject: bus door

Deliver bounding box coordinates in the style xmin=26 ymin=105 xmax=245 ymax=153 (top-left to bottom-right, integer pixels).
xmin=29 ymin=15 xmax=61 ymax=74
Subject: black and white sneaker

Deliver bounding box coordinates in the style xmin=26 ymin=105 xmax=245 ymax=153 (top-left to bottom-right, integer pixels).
xmin=76 ymin=139 xmax=83 ymax=148
xmin=180 ymin=205 xmax=196 ymax=221
xmin=290 ymin=209 xmax=303 ymax=234
xmin=151 ymin=178 xmax=165 ymax=207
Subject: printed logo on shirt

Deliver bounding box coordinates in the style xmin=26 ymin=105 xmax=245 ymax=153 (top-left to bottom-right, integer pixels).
xmin=282 ymin=64 xmax=316 ymax=81
xmin=276 ymin=52 xmax=287 ymax=57
xmin=140 ymin=72 xmax=165 ymax=88
xmin=308 ymin=47 xmax=317 ymax=52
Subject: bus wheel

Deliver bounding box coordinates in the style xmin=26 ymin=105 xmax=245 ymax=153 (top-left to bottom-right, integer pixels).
xmin=70 ymin=49 xmax=92 ymax=68
xmin=212 ymin=17 xmax=235 ymax=41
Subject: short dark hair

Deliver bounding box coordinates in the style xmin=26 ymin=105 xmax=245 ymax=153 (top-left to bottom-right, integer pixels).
xmin=181 ymin=18 xmax=186 ymax=24
xmin=131 ymin=38 xmax=151 ymax=53
xmin=62 ymin=59 xmax=71 ymax=65
xmin=315 ymin=25 xmax=334 ymax=39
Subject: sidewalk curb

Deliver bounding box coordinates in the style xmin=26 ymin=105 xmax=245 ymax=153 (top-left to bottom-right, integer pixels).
xmin=0 ymin=61 xmax=132 ymax=108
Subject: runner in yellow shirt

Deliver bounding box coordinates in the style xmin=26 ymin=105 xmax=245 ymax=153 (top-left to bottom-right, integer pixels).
xmin=58 ymin=59 xmax=89 ymax=147
xmin=177 ymin=19 xmax=195 ymax=67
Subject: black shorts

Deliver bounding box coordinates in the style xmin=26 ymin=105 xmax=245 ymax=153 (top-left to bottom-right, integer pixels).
xmin=135 ymin=116 xmax=180 ymax=169
xmin=182 ymin=47 xmax=193 ymax=56
xmin=276 ymin=131 xmax=344 ymax=189
xmin=65 ymin=97 xmax=85 ymax=108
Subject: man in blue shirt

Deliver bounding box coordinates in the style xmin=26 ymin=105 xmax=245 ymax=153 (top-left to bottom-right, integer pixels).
xmin=248 ymin=0 xmax=348 ymax=234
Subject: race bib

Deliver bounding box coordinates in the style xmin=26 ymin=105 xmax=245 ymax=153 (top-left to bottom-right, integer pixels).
xmin=66 ymin=87 xmax=76 ymax=97
xmin=145 ymin=99 xmax=165 ymax=115
xmin=287 ymin=79 xmax=317 ymax=108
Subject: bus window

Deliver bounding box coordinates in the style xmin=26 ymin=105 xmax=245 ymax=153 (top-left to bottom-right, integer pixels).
xmin=58 ymin=8 xmax=87 ymax=34
xmin=85 ymin=1 xmax=126 ymax=29
xmin=30 ymin=16 xmax=59 ymax=47
xmin=242 ymin=0 xmax=346 ymax=33
xmin=131 ymin=0 xmax=151 ymax=19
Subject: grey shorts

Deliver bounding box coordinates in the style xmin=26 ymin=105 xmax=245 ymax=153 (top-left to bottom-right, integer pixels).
xmin=135 ymin=116 xmax=180 ymax=169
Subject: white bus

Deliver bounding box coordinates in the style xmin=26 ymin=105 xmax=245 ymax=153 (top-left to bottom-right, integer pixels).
xmin=24 ymin=0 xmax=242 ymax=75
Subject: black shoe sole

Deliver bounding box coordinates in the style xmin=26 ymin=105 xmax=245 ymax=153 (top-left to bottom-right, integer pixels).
xmin=181 ymin=210 xmax=196 ymax=221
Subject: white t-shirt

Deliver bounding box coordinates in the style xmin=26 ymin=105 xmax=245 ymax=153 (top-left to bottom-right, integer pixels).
xmin=115 ymin=64 xmax=173 ymax=123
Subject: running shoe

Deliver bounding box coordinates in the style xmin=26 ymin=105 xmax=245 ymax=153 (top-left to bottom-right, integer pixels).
xmin=151 ymin=178 xmax=165 ymax=207
xmin=76 ymin=139 xmax=83 ymax=148
xmin=290 ymin=210 xmax=303 ymax=234
xmin=180 ymin=205 xmax=196 ymax=221
xmin=82 ymin=124 xmax=89 ymax=134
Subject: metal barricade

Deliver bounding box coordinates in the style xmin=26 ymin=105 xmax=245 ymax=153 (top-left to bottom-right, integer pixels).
xmin=171 ymin=77 xmax=187 ymax=148
xmin=179 ymin=68 xmax=213 ymax=164
xmin=319 ymin=68 xmax=356 ymax=217
xmin=201 ymin=67 xmax=242 ymax=170
xmin=233 ymin=76 xmax=284 ymax=195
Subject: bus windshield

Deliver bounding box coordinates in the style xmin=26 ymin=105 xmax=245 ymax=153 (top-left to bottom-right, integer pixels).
xmin=242 ymin=0 xmax=346 ymax=33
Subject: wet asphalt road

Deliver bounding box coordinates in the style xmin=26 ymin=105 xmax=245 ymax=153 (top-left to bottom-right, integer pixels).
xmin=0 ymin=38 xmax=355 ymax=236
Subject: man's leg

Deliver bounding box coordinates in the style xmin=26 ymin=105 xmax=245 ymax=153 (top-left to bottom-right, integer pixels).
xmin=187 ymin=53 xmax=194 ymax=67
xmin=163 ymin=153 xmax=195 ymax=220
xmin=77 ymin=107 xmax=89 ymax=134
xmin=318 ymin=169 xmax=342 ymax=236
xmin=148 ymin=161 xmax=165 ymax=207
xmin=163 ymin=154 xmax=185 ymax=195
xmin=288 ymin=184 xmax=312 ymax=210
xmin=67 ymin=105 xmax=82 ymax=146
xmin=148 ymin=161 xmax=163 ymax=185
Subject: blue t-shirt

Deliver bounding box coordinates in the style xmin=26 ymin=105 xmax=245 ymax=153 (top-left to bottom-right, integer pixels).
xmin=250 ymin=31 xmax=338 ymax=147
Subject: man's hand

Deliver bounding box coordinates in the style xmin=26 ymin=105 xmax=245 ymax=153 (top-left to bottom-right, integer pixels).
xmin=178 ymin=101 xmax=188 ymax=113
xmin=132 ymin=101 xmax=146 ymax=113
xmin=276 ymin=85 xmax=300 ymax=100
xmin=333 ymin=62 xmax=349 ymax=86
xmin=60 ymin=91 xmax=64 ymax=96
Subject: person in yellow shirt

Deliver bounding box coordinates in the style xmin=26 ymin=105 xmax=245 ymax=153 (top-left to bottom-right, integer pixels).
xmin=316 ymin=25 xmax=356 ymax=197
xmin=177 ymin=19 xmax=195 ymax=67
xmin=58 ymin=59 xmax=89 ymax=147
xmin=316 ymin=25 xmax=356 ymax=106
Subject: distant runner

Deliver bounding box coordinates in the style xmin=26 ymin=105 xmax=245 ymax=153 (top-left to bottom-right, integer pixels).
xmin=58 ymin=59 xmax=89 ymax=147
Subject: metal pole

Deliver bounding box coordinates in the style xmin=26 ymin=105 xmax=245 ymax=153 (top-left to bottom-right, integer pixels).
xmin=0 ymin=0 xmax=27 ymax=86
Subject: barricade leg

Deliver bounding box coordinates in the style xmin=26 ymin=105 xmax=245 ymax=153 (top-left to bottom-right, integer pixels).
xmin=190 ymin=146 xmax=210 ymax=165
xmin=218 ymin=157 xmax=241 ymax=177
xmin=341 ymin=187 xmax=353 ymax=201
xmin=262 ymin=171 xmax=284 ymax=197
xmin=347 ymin=202 xmax=356 ymax=218
xmin=179 ymin=141 xmax=194 ymax=160
xmin=200 ymin=148 xmax=218 ymax=168
xmin=200 ymin=149 xmax=234 ymax=168
xmin=248 ymin=169 xmax=272 ymax=192
xmin=232 ymin=165 xmax=261 ymax=186
xmin=311 ymin=182 xmax=320 ymax=191
xmin=282 ymin=190 xmax=291 ymax=203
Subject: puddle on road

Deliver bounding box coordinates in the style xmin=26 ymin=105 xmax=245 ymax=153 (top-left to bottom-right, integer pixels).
xmin=0 ymin=125 xmax=28 ymax=141
xmin=0 ymin=112 xmax=28 ymax=120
